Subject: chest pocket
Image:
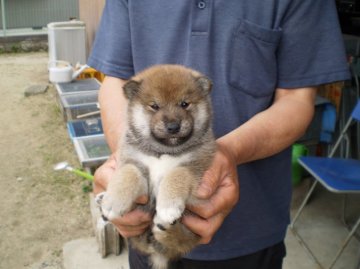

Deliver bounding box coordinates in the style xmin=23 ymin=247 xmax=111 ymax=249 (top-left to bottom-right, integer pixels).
xmin=228 ymin=20 xmax=282 ymax=97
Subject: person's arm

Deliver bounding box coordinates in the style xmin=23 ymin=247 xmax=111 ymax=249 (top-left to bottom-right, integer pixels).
xmin=220 ymin=87 xmax=317 ymax=165
xmin=183 ymin=87 xmax=317 ymax=244
xmin=98 ymin=76 xmax=128 ymax=152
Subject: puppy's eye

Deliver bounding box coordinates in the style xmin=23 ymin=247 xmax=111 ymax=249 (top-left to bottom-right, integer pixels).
xmin=180 ymin=101 xmax=190 ymax=109
xmin=150 ymin=103 xmax=160 ymax=111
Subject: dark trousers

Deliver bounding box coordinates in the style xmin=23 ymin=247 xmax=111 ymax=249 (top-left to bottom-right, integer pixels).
xmin=129 ymin=241 xmax=286 ymax=269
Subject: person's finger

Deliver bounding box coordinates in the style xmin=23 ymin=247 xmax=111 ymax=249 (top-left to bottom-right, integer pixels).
xmin=188 ymin=175 xmax=238 ymax=219
xmin=188 ymin=181 xmax=229 ymax=219
xmin=112 ymin=220 xmax=150 ymax=231
xmin=93 ymin=168 xmax=109 ymax=194
xmin=196 ymin=144 xmax=236 ymax=199
xmin=135 ymin=194 xmax=149 ymax=205
xmin=93 ymin=155 xmax=117 ymax=194
xmin=111 ymin=209 xmax=152 ymax=227
xmin=112 ymin=219 xmax=151 ymax=238
xmin=115 ymin=226 xmax=149 ymax=238
xmin=181 ymin=212 xmax=225 ymax=244
xmin=196 ymin=166 xmax=221 ymax=199
xmin=111 ymin=209 xmax=152 ymax=238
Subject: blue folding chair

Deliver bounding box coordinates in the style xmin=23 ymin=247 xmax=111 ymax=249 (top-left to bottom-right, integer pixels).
xmin=290 ymin=99 xmax=360 ymax=269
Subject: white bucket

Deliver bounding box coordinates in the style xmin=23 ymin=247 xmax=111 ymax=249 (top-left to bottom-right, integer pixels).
xmin=48 ymin=60 xmax=73 ymax=83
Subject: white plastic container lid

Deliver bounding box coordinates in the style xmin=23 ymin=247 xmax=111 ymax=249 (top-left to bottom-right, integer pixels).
xmin=47 ymin=20 xmax=85 ymax=30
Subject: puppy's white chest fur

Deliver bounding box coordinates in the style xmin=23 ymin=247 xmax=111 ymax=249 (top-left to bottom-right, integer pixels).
xmin=133 ymin=151 xmax=191 ymax=195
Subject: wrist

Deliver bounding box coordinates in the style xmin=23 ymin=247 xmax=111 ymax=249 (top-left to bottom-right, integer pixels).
xmin=216 ymin=138 xmax=238 ymax=166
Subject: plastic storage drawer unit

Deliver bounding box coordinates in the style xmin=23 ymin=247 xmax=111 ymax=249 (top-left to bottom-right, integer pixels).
xmin=55 ymin=78 xmax=101 ymax=95
xmin=73 ymin=135 xmax=110 ymax=169
xmin=60 ymin=91 xmax=99 ymax=121
xmin=67 ymin=118 xmax=103 ymax=140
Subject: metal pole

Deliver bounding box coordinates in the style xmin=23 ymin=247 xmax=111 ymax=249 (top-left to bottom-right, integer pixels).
xmin=1 ymin=0 xmax=6 ymax=37
xmin=328 ymin=216 xmax=360 ymax=269
xmin=290 ymin=180 xmax=318 ymax=228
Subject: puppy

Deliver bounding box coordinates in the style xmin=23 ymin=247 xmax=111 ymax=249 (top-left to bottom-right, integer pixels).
xmin=101 ymin=65 xmax=216 ymax=269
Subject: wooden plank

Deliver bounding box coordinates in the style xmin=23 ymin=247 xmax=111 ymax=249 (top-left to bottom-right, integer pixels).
xmin=78 ymin=0 xmax=105 ymax=57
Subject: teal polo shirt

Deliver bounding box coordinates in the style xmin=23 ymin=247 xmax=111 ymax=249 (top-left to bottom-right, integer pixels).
xmin=88 ymin=0 xmax=350 ymax=260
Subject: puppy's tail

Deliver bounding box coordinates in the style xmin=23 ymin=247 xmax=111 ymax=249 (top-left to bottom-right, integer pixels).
xmin=150 ymin=253 xmax=169 ymax=269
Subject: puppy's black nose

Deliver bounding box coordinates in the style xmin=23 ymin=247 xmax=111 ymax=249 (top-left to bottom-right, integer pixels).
xmin=166 ymin=122 xmax=180 ymax=134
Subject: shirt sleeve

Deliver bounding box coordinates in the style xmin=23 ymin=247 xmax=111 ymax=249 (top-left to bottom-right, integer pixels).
xmin=87 ymin=0 xmax=134 ymax=79
xmin=277 ymin=0 xmax=350 ymax=88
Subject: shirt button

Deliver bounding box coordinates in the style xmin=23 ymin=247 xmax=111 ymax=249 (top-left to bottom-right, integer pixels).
xmin=197 ymin=1 xmax=206 ymax=9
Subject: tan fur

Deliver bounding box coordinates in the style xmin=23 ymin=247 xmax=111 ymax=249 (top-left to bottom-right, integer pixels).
xmin=101 ymin=65 xmax=215 ymax=269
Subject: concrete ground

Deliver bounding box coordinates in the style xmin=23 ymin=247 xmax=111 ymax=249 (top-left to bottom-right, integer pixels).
xmin=63 ymin=178 xmax=360 ymax=269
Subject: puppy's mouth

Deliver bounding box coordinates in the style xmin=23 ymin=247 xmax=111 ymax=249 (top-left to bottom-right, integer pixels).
xmin=151 ymin=133 xmax=192 ymax=147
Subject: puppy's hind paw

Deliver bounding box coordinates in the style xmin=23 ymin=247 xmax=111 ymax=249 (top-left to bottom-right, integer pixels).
xmin=100 ymin=192 xmax=133 ymax=220
xmin=154 ymin=201 xmax=184 ymax=231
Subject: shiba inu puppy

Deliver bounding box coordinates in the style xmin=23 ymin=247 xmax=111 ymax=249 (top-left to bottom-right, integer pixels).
xmin=101 ymin=65 xmax=215 ymax=269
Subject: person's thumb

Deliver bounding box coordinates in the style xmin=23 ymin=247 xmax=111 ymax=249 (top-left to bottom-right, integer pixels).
xmin=196 ymin=167 xmax=220 ymax=199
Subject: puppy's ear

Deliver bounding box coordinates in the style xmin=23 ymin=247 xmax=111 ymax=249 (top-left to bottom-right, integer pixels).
xmin=123 ymin=80 xmax=142 ymax=100
xmin=195 ymin=76 xmax=212 ymax=96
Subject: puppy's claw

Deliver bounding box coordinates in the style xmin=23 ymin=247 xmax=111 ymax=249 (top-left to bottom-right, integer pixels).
xmin=156 ymin=224 xmax=166 ymax=231
xmin=95 ymin=192 xmax=106 ymax=207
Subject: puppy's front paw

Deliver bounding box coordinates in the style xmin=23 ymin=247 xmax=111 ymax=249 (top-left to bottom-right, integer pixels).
xmin=101 ymin=192 xmax=133 ymax=220
xmin=154 ymin=199 xmax=184 ymax=231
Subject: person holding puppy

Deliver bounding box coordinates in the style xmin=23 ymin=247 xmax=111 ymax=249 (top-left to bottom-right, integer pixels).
xmin=88 ymin=1 xmax=350 ymax=268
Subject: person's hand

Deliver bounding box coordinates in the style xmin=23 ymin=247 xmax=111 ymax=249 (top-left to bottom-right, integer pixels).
xmin=94 ymin=154 xmax=152 ymax=238
xmin=182 ymin=141 xmax=240 ymax=244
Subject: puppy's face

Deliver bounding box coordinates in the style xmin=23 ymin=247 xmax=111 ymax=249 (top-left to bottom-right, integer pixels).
xmin=124 ymin=65 xmax=212 ymax=147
